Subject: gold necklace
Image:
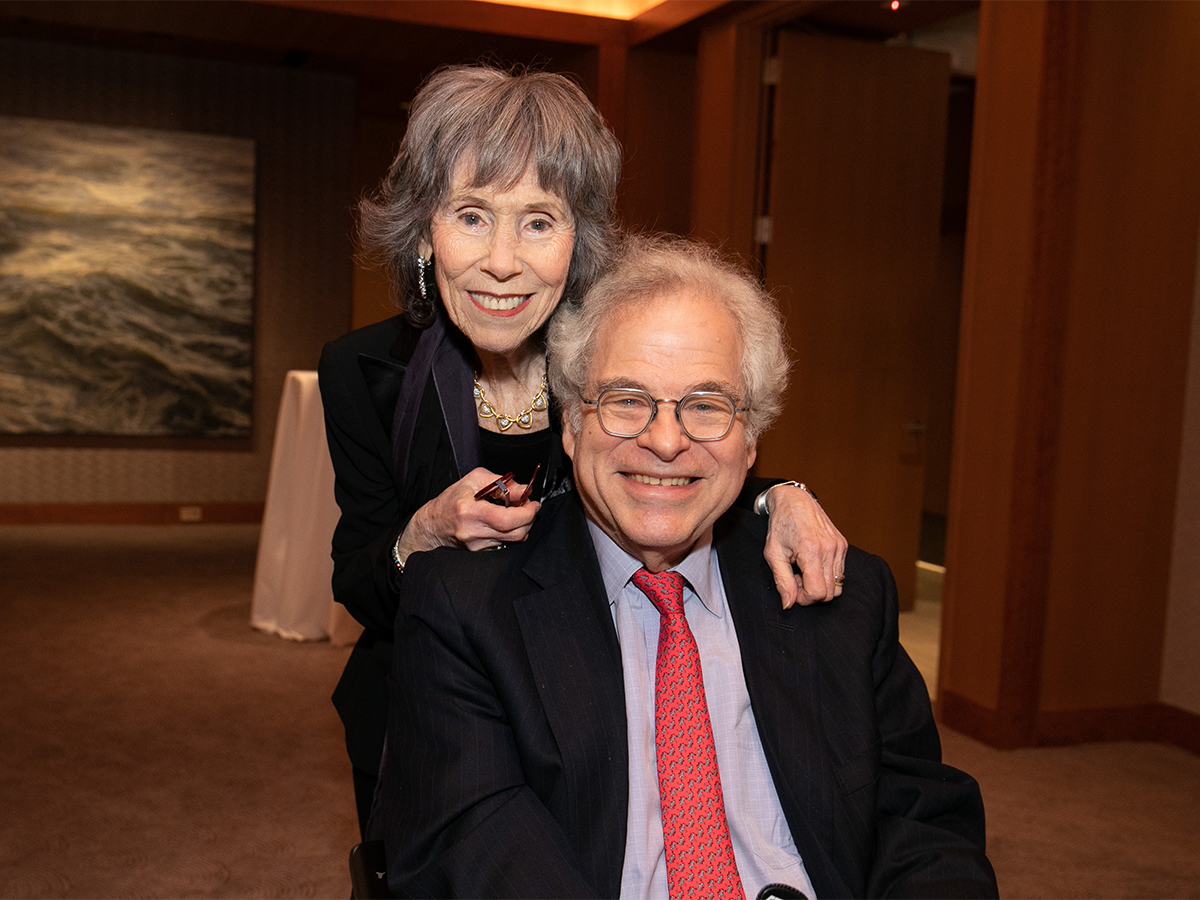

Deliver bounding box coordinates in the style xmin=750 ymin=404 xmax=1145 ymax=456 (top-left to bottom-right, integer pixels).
xmin=473 ymin=372 xmax=548 ymax=431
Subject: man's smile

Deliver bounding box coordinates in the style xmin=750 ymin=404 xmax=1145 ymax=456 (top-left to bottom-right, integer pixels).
xmin=626 ymin=473 xmax=696 ymax=487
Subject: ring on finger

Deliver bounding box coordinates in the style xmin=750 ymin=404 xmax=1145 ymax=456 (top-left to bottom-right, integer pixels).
xmin=834 ymin=575 xmax=845 ymax=587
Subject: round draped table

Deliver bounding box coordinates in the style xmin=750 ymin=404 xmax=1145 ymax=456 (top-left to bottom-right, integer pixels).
xmin=251 ymin=370 xmax=361 ymax=646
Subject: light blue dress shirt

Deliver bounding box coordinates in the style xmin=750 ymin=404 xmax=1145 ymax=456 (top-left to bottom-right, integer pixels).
xmin=587 ymin=521 xmax=817 ymax=900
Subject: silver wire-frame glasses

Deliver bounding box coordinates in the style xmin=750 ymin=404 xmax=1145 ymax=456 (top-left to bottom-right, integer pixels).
xmin=581 ymin=388 xmax=749 ymax=442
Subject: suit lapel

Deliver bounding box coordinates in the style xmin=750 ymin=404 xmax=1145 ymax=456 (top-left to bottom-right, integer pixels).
xmin=512 ymin=495 xmax=629 ymax=898
xmin=716 ymin=511 xmax=851 ymax=898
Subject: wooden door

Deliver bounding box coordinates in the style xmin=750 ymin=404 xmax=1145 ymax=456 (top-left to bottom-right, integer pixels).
xmin=757 ymin=31 xmax=950 ymax=609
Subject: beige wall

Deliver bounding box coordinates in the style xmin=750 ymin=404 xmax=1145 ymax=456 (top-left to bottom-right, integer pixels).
xmin=0 ymin=36 xmax=355 ymax=506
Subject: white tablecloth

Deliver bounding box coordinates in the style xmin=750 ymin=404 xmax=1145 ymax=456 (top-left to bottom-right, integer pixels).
xmin=251 ymin=370 xmax=361 ymax=646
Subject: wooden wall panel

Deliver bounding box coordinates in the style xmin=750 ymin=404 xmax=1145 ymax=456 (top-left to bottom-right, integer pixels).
xmin=689 ymin=18 xmax=762 ymax=261
xmin=940 ymin=0 xmax=1047 ymax=714
xmin=942 ymin=0 xmax=1200 ymax=749
xmin=349 ymin=116 xmax=408 ymax=332
xmin=1039 ymin=0 xmax=1200 ymax=711
xmin=619 ymin=46 xmax=695 ymax=237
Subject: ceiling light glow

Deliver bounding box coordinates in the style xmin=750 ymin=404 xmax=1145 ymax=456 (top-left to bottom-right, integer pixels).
xmin=476 ymin=0 xmax=665 ymax=20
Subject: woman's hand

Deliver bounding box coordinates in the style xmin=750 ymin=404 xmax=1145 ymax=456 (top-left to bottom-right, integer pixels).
xmin=762 ymin=484 xmax=848 ymax=608
xmin=396 ymin=468 xmax=541 ymax=565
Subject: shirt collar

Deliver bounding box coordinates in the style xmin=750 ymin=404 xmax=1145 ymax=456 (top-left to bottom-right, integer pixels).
xmin=586 ymin=520 xmax=723 ymax=618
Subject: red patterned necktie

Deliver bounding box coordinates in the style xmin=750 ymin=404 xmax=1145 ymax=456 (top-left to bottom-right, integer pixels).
xmin=631 ymin=567 xmax=744 ymax=900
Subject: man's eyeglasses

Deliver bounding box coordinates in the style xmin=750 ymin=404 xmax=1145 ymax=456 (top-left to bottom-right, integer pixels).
xmin=581 ymin=388 xmax=749 ymax=442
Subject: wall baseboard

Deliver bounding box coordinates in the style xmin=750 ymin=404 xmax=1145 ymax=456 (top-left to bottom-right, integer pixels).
xmin=939 ymin=690 xmax=1200 ymax=755
xmin=0 ymin=503 xmax=264 ymax=525
xmin=937 ymin=689 xmax=1006 ymax=746
xmin=1034 ymin=703 xmax=1165 ymax=746
xmin=1155 ymin=703 xmax=1200 ymax=755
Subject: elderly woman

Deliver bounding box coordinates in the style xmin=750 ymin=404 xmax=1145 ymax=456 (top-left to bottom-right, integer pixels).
xmin=318 ymin=65 xmax=848 ymax=835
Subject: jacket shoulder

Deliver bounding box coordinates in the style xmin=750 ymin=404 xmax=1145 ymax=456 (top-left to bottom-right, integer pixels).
xmin=319 ymin=315 xmax=410 ymax=371
xmin=318 ymin=316 xmax=418 ymax=432
xmin=713 ymin=504 xmax=768 ymax=544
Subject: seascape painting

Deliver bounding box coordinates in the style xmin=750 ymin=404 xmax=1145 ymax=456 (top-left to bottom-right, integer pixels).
xmin=0 ymin=116 xmax=255 ymax=438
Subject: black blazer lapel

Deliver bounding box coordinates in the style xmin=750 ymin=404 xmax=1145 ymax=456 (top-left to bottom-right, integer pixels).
xmin=354 ymin=321 xmax=421 ymax=439
xmin=357 ymin=352 xmax=407 ymax=436
xmin=716 ymin=511 xmax=852 ymax=899
xmin=512 ymin=495 xmax=629 ymax=898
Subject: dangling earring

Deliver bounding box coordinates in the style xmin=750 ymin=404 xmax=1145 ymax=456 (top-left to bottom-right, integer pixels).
xmin=417 ymin=254 xmax=429 ymax=301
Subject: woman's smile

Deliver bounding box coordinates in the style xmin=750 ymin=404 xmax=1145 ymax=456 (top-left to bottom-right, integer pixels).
xmin=469 ymin=291 xmax=532 ymax=315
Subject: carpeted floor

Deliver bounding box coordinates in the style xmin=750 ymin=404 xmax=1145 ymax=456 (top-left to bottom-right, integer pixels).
xmin=1 ymin=524 xmax=1198 ymax=899
xmin=0 ymin=525 xmax=357 ymax=899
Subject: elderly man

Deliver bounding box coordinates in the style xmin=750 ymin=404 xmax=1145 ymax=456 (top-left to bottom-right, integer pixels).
xmin=371 ymin=236 xmax=997 ymax=900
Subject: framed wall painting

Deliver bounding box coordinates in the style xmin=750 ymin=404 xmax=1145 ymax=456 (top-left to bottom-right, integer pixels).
xmin=0 ymin=116 xmax=255 ymax=439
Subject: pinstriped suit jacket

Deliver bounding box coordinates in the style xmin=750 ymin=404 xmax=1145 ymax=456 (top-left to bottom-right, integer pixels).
xmin=373 ymin=492 xmax=997 ymax=899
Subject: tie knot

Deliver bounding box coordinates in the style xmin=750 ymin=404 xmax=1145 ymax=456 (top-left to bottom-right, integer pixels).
xmin=632 ymin=567 xmax=685 ymax=616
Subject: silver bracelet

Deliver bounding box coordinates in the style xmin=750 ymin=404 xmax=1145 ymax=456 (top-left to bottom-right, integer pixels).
xmin=753 ymin=481 xmax=818 ymax=516
xmin=390 ymin=536 xmax=405 ymax=573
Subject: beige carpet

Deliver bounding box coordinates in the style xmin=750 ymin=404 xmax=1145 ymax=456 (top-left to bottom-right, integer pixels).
xmin=1 ymin=524 xmax=1198 ymax=899
xmin=899 ymin=560 xmax=945 ymax=697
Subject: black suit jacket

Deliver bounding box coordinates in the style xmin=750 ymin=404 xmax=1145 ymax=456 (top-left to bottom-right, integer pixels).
xmin=374 ymin=492 xmax=997 ymax=899
xmin=319 ymin=315 xmax=443 ymax=775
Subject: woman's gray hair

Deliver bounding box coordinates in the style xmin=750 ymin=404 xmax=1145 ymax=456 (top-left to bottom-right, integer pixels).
xmin=548 ymin=234 xmax=791 ymax=443
xmin=359 ymin=65 xmax=623 ymax=328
